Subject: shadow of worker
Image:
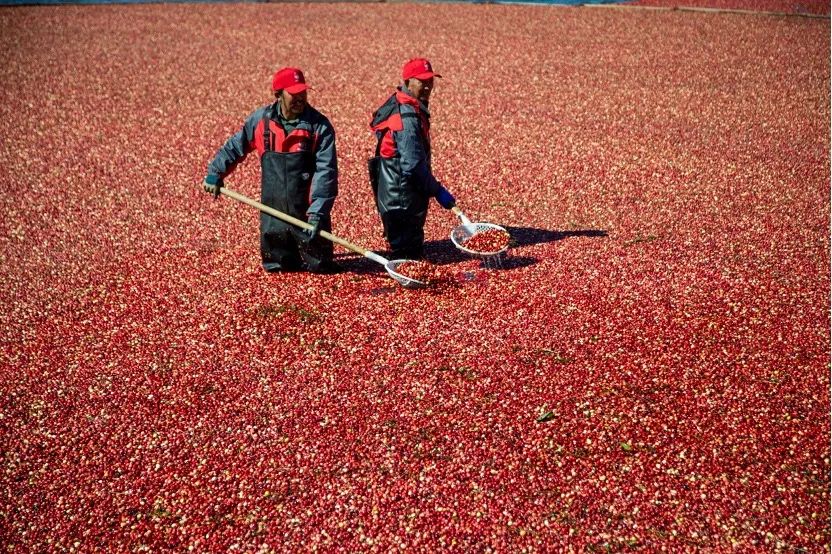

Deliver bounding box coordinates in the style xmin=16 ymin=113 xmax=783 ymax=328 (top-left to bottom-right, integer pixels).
xmin=492 ymin=226 xmax=608 ymax=269
xmin=505 ymin=226 xmax=608 ymax=247
xmin=423 ymin=226 xmax=608 ymax=270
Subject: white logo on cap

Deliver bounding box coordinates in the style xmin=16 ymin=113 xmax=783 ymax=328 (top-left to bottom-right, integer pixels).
xmin=295 ymin=72 xmax=301 ymax=82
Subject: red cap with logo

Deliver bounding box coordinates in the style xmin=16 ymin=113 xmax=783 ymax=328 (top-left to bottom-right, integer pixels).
xmin=402 ymin=58 xmax=442 ymax=81
xmin=272 ymin=67 xmax=308 ymax=94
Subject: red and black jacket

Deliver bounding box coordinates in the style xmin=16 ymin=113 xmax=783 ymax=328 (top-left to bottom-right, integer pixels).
xmin=371 ymin=90 xmax=431 ymax=159
xmin=207 ymin=102 xmax=338 ymax=219
xmin=368 ymin=88 xmax=442 ymax=216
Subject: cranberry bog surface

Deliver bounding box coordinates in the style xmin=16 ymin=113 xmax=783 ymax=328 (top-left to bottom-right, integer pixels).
xmin=1 ymin=3 xmax=829 ymax=552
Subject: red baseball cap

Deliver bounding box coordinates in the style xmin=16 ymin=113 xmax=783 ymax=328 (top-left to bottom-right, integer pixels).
xmin=272 ymin=67 xmax=308 ymax=94
xmin=402 ymin=58 xmax=442 ymax=81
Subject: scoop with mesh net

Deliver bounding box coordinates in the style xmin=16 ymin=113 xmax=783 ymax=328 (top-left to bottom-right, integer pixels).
xmin=369 ymin=255 xmax=428 ymax=289
xmin=450 ymin=208 xmax=510 ymax=258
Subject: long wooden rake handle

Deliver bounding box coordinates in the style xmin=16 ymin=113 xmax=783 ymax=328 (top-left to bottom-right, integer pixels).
xmin=217 ymin=186 xmax=378 ymax=259
xmin=206 ymin=184 xmax=424 ymax=284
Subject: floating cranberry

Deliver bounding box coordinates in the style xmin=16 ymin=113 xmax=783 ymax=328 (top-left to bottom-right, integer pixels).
xmin=463 ymin=229 xmax=511 ymax=254
xmin=1 ymin=2 xmax=827 ymax=552
xmin=394 ymin=260 xmax=438 ymax=285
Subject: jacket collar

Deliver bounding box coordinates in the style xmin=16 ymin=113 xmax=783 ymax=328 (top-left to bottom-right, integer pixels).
xmin=396 ymin=86 xmax=430 ymax=116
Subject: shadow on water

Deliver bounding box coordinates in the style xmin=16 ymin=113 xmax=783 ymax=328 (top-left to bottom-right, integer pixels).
xmin=505 ymin=226 xmax=608 ymax=247
xmin=334 ymin=226 xmax=608 ymax=275
xmin=423 ymin=226 xmax=608 ymax=267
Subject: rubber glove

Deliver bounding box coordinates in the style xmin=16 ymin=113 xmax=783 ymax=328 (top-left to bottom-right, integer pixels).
xmin=435 ymin=186 xmax=456 ymax=209
xmin=301 ymin=214 xmax=322 ymax=244
xmin=203 ymin=174 xmax=223 ymax=199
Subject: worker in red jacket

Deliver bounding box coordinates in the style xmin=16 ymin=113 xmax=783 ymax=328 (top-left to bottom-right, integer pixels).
xmin=368 ymin=58 xmax=457 ymax=260
xmin=203 ymin=67 xmax=340 ymax=273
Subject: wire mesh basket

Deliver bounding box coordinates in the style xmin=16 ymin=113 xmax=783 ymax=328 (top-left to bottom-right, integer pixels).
xmin=385 ymin=259 xmax=429 ymax=288
xmin=450 ymin=222 xmax=511 ymax=258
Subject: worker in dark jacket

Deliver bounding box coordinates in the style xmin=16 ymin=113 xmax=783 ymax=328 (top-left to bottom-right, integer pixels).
xmin=368 ymin=58 xmax=456 ymax=260
xmin=204 ymin=67 xmax=340 ymax=273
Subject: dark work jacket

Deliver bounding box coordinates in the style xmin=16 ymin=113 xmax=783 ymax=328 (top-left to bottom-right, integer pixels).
xmin=368 ymin=88 xmax=442 ymax=219
xmin=207 ymin=101 xmax=338 ymax=219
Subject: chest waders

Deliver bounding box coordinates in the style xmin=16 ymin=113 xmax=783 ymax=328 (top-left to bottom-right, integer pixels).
xmin=369 ymin=94 xmax=431 ymax=259
xmin=259 ymin=111 xmax=333 ymax=272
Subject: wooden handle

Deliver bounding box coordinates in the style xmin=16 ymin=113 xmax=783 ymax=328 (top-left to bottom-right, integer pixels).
xmin=218 ymin=186 xmax=369 ymax=257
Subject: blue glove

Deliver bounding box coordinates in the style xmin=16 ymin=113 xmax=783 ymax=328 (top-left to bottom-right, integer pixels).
xmin=203 ymin=174 xmax=223 ymax=199
xmin=301 ymin=214 xmax=322 ymax=244
xmin=435 ymin=186 xmax=456 ymax=209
